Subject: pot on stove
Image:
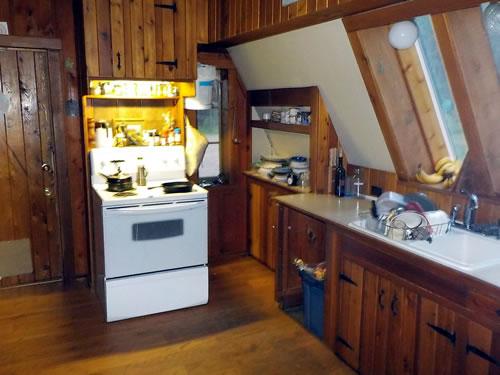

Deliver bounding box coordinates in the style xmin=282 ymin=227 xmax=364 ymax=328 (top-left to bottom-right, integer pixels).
xmin=100 ymin=160 xmax=134 ymax=192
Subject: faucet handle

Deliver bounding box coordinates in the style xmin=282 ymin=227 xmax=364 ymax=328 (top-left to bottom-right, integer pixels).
xmin=450 ymin=204 xmax=460 ymax=225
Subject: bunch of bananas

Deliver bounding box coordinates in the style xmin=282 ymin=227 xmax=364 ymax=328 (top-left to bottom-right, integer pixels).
xmin=415 ymin=156 xmax=462 ymax=188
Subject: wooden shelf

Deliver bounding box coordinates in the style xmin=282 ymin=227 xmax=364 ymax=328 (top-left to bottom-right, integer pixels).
xmin=84 ymin=95 xmax=179 ymax=100
xmin=250 ymin=120 xmax=311 ymax=134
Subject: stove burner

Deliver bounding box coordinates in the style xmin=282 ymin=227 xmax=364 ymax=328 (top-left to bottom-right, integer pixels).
xmin=113 ymin=191 xmax=138 ymax=197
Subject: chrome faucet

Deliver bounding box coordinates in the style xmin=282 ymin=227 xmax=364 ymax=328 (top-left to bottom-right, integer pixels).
xmin=461 ymin=189 xmax=479 ymax=230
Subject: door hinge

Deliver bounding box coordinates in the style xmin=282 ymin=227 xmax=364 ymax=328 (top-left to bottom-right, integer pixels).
xmin=156 ymin=59 xmax=178 ymax=68
xmin=154 ymin=2 xmax=177 ymax=12
xmin=339 ymin=273 xmax=357 ymax=287
xmin=427 ymin=323 xmax=456 ymax=345
xmin=336 ymin=336 xmax=354 ymax=351
xmin=466 ymin=344 xmax=499 ymax=366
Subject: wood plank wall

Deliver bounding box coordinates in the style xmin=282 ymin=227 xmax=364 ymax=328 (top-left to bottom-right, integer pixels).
xmin=0 ymin=1 xmax=88 ymax=279
xmin=349 ymin=165 xmax=500 ymax=225
xmin=208 ymin=0 xmax=406 ymax=45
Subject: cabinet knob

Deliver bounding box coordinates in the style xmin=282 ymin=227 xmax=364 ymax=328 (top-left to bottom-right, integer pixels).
xmin=288 ymin=226 xmax=292 ymax=231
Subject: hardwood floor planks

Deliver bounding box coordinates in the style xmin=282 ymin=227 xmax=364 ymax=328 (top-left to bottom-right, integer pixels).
xmin=0 ymin=258 xmax=353 ymax=375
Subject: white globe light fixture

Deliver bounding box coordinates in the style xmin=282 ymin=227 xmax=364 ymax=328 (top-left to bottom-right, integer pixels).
xmin=388 ymin=21 xmax=419 ymax=50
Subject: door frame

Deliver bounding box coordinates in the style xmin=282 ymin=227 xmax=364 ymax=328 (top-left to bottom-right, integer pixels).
xmin=0 ymin=36 xmax=74 ymax=284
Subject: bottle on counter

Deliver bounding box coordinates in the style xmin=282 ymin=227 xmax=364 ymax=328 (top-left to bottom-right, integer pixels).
xmin=352 ymin=168 xmax=364 ymax=197
xmin=334 ymin=148 xmax=346 ymax=197
xmin=173 ymin=127 xmax=181 ymax=145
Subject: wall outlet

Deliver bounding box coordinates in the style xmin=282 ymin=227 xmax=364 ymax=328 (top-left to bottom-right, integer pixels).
xmin=0 ymin=22 xmax=9 ymax=35
xmin=282 ymin=0 xmax=299 ymax=6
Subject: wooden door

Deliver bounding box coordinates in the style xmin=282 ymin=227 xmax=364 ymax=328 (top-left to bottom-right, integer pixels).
xmin=84 ymin=0 xmax=196 ymax=80
xmin=0 ymin=48 xmax=62 ymax=286
xmin=249 ymin=181 xmax=265 ymax=262
xmin=418 ymin=297 xmax=500 ymax=375
xmin=283 ymin=208 xmax=325 ymax=297
xmin=360 ymin=270 xmax=418 ymax=375
xmin=335 ymin=258 xmax=364 ymax=370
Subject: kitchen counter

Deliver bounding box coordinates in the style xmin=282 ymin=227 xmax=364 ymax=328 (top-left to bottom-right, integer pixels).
xmin=244 ymin=170 xmax=311 ymax=194
xmin=275 ymin=193 xmax=500 ymax=289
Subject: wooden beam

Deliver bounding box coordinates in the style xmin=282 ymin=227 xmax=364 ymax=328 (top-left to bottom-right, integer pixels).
xmin=343 ymin=0 xmax=485 ymax=32
xmin=0 ymin=35 xmax=61 ymax=50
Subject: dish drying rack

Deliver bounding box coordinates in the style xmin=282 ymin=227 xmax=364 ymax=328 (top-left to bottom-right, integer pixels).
xmin=377 ymin=212 xmax=451 ymax=242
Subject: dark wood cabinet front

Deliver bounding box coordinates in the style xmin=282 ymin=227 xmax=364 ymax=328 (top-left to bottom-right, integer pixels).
xmin=83 ymin=0 xmax=197 ymax=80
xmin=275 ymin=205 xmax=326 ymax=309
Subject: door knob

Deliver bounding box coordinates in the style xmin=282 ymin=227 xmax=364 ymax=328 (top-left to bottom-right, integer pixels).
xmin=41 ymin=163 xmax=52 ymax=173
xmin=44 ymin=187 xmax=52 ymax=197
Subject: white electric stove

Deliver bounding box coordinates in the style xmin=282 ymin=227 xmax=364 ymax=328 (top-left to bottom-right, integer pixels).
xmin=91 ymin=146 xmax=208 ymax=322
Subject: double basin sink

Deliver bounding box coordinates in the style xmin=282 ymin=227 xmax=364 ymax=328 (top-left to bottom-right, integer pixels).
xmin=349 ymin=217 xmax=500 ymax=272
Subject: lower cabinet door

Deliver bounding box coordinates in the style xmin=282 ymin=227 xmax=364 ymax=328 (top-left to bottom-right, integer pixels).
xmin=359 ymin=271 xmax=418 ymax=375
xmin=335 ymin=258 xmax=365 ymax=370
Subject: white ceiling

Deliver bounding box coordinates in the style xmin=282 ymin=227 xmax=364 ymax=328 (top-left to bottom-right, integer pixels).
xmin=228 ymin=19 xmax=395 ymax=172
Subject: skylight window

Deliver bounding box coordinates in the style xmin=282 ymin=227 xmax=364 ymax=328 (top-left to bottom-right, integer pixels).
xmin=481 ymin=2 xmax=500 ymax=77
xmin=413 ymin=15 xmax=468 ymax=161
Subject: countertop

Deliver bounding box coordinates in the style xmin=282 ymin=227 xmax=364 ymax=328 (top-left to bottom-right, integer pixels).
xmin=244 ymin=170 xmax=311 ymax=194
xmin=275 ymin=193 xmax=500 ymax=289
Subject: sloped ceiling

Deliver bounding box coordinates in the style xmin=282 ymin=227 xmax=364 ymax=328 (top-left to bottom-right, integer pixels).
xmin=228 ymin=19 xmax=395 ymax=172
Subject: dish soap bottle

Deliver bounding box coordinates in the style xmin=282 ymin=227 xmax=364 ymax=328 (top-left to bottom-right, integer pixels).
xmin=334 ymin=148 xmax=346 ymax=197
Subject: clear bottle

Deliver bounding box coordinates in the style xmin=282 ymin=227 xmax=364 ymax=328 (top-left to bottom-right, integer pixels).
xmin=352 ymin=168 xmax=364 ymax=197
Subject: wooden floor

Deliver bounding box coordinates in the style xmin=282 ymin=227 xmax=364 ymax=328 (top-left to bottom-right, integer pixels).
xmin=0 ymin=257 xmax=353 ymax=375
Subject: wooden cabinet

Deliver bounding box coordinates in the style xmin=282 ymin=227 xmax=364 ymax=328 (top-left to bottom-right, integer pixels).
xmin=275 ymin=205 xmax=326 ymax=308
xmin=359 ymin=269 xmax=418 ymax=375
xmin=326 ymin=232 xmax=500 ymax=375
xmin=248 ymin=178 xmax=291 ymax=270
xmin=82 ymin=0 xmax=196 ymax=80
xmin=418 ymin=298 xmax=500 ymax=375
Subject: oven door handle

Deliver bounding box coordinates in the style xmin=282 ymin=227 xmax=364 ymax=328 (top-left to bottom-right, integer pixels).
xmin=104 ymin=201 xmax=206 ymax=216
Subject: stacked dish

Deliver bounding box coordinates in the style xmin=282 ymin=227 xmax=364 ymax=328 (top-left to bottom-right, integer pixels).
xmin=289 ymin=156 xmax=309 ymax=175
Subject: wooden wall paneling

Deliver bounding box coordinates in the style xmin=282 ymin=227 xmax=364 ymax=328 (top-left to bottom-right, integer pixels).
xmin=130 ymin=0 xmax=145 ymax=78
xmin=143 ymin=0 xmax=156 ymax=79
xmin=17 ymin=50 xmax=51 ymax=281
xmin=272 ymin=0 xmax=281 ymax=25
xmin=444 ymin=8 xmax=500 ymax=196
xmin=155 ymin=0 xmax=174 ymax=79
xmin=354 ymin=27 xmax=434 ymax=180
xmin=55 ymin=1 xmax=85 ymax=279
xmin=34 ymin=51 xmax=62 ymax=279
xmin=10 ymin=0 xmax=57 ymax=37
xmin=316 ymin=0 xmax=328 ymax=11
xmin=0 ymin=1 xmax=10 ymax=22
xmin=280 ymin=2 xmax=289 ymax=22
xmin=122 ymin=0 xmax=134 ymax=77
xmin=196 ymin=0 xmax=209 ymax=43
xmin=396 ymin=46 xmax=448 ymax=165
xmin=185 ymin=0 xmax=196 ymax=79
xmin=288 ymin=2 xmax=298 ymax=20
xmin=297 ymin=0 xmax=308 ymax=16
xmin=251 ymin=0 xmax=260 ymax=30
xmin=83 ymin=0 xmax=99 ymax=76
xmin=174 ymin=0 xmax=187 ymax=79
xmin=110 ymin=0 xmax=126 ymax=77
xmin=96 ymin=0 xmax=113 ymax=77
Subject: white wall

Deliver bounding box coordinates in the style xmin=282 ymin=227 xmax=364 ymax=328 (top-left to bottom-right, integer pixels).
xmin=228 ymin=19 xmax=395 ymax=172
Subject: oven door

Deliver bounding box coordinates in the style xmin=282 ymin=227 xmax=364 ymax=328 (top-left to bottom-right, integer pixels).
xmin=102 ymin=200 xmax=208 ymax=278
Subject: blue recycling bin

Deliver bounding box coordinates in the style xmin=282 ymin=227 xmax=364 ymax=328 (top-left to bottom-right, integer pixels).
xmin=299 ymin=270 xmax=325 ymax=339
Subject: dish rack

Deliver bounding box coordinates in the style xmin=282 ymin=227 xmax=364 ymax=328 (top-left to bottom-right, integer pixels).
xmin=379 ymin=216 xmax=452 ymax=242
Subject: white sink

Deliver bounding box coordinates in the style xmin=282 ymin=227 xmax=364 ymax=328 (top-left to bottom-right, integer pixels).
xmin=349 ymin=219 xmax=500 ymax=272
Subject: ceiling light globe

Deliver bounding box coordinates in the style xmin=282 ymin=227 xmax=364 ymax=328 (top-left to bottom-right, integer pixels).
xmin=388 ymin=21 xmax=419 ymax=50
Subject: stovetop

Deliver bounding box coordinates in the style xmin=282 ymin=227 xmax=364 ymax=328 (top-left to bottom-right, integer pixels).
xmin=93 ymin=182 xmax=208 ymax=207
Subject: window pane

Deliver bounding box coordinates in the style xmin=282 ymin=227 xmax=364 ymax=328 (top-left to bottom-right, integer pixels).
xmin=198 ymin=143 xmax=221 ymax=178
xmin=481 ymin=2 xmax=500 ymax=77
xmin=414 ymin=15 xmax=469 ymax=160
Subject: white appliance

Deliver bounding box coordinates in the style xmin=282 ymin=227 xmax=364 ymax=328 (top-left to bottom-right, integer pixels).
xmin=91 ymin=146 xmax=208 ymax=322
